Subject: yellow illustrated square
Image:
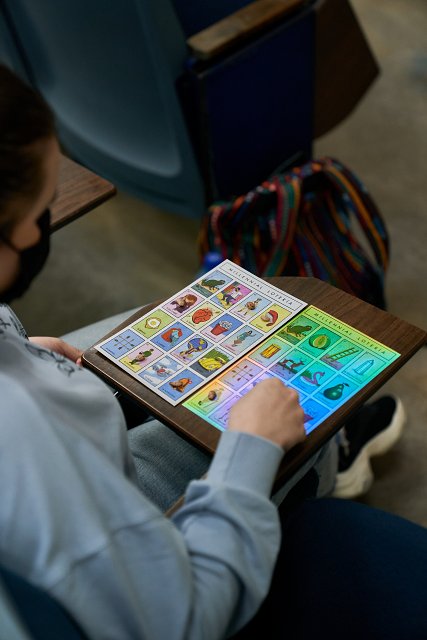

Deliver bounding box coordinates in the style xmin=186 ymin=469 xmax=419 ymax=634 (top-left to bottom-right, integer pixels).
xmin=250 ymin=304 xmax=291 ymax=332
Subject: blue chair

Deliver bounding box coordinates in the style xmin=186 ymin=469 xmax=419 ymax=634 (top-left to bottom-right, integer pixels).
xmin=0 ymin=0 xmax=378 ymax=216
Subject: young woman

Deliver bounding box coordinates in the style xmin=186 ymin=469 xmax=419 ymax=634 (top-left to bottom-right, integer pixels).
xmin=0 ymin=64 xmax=413 ymax=640
xmin=0 ymin=63 xmax=310 ymax=639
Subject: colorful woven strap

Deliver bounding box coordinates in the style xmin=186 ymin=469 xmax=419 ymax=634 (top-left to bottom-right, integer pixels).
xmin=199 ymin=157 xmax=389 ymax=306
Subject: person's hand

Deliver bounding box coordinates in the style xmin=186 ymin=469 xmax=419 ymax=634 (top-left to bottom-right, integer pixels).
xmin=228 ymin=378 xmax=306 ymax=451
xmin=29 ymin=336 xmax=83 ymax=365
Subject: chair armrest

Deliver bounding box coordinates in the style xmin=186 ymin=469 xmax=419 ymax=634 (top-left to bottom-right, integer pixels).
xmin=187 ymin=0 xmax=307 ymax=60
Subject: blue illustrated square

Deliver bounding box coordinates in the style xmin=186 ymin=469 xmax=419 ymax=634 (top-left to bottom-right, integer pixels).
xmin=201 ymin=313 xmax=243 ymax=343
xmin=138 ymin=356 xmax=182 ymax=386
xmin=150 ymin=322 xmax=193 ymax=351
xmin=101 ymin=330 xmax=144 ymax=358
xmin=159 ymin=369 xmax=204 ymax=401
xmin=300 ymin=398 xmax=330 ymax=434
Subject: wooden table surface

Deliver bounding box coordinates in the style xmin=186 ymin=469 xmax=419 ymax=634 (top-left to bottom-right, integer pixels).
xmin=50 ymin=155 xmax=116 ymax=232
xmin=82 ymin=277 xmax=426 ymax=491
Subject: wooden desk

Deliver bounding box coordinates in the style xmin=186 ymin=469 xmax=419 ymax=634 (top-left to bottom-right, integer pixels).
xmin=50 ymin=156 xmax=116 ymax=232
xmin=82 ymin=277 xmax=426 ymax=492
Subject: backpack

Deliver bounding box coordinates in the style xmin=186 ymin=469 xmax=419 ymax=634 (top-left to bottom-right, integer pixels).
xmin=198 ymin=157 xmax=389 ymax=309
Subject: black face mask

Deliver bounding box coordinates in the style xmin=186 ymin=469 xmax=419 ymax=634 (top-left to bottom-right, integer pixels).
xmin=0 ymin=209 xmax=51 ymax=304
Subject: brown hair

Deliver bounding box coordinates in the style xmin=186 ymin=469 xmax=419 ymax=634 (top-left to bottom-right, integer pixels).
xmin=0 ymin=64 xmax=55 ymax=236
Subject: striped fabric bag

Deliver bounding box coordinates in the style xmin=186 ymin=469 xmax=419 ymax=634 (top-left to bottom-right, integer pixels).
xmin=198 ymin=157 xmax=389 ymax=309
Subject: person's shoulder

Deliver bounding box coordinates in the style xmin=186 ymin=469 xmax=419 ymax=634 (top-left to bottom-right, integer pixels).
xmin=0 ymin=304 xmax=27 ymax=338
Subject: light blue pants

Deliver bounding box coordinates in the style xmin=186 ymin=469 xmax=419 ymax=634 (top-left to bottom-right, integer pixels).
xmin=63 ymin=310 xmax=338 ymax=512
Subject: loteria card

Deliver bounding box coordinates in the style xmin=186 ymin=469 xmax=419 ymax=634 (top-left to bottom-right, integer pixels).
xmin=96 ymin=260 xmax=307 ymax=405
xmin=183 ymin=306 xmax=400 ymax=435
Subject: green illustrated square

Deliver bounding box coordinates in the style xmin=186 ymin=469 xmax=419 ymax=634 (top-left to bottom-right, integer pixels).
xmin=344 ymin=353 xmax=389 ymax=383
xmin=131 ymin=309 xmax=175 ymax=338
xmin=298 ymin=328 xmax=341 ymax=357
xmin=320 ymin=339 xmax=362 ymax=371
xmin=276 ymin=314 xmax=320 ymax=345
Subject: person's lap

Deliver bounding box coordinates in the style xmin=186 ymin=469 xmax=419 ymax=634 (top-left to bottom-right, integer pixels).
xmin=62 ymin=313 xmax=338 ymax=512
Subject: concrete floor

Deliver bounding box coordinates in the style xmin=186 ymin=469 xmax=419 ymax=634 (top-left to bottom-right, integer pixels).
xmin=11 ymin=0 xmax=427 ymax=525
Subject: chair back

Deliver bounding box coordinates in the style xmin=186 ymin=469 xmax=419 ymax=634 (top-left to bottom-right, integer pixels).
xmin=0 ymin=0 xmax=206 ymax=217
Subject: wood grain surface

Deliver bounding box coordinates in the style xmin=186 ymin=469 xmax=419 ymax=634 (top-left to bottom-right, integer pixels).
xmin=51 ymin=156 xmax=116 ymax=232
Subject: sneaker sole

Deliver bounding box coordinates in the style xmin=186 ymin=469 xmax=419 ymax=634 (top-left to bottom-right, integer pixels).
xmin=333 ymin=397 xmax=406 ymax=499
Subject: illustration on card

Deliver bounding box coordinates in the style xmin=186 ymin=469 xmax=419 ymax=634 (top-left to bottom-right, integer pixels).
xmin=139 ymin=356 xmax=181 ymax=386
xmin=159 ymin=369 xmax=204 ymax=401
xmin=250 ymin=304 xmax=290 ymax=332
xmin=209 ymin=398 xmax=240 ymax=431
xmin=100 ymin=329 xmax=144 ymax=358
xmin=192 ymin=271 xmax=233 ymax=297
xmin=292 ymin=360 xmax=335 ymax=392
xmin=277 ymin=315 xmax=320 ymax=345
xmin=221 ymin=327 xmax=263 ymax=355
xmin=249 ymin=336 xmax=293 ymax=367
xmin=220 ymin=359 xmax=263 ymax=391
xmin=120 ymin=343 xmax=163 ymax=372
xmin=238 ymin=371 xmax=274 ymax=396
xmin=298 ymin=328 xmax=341 ymax=357
xmin=185 ymin=382 xmax=233 ymax=415
xmin=232 ymin=294 xmax=271 ymax=319
xmin=201 ymin=313 xmax=243 ymax=342
xmin=344 ymin=353 xmax=386 ymax=383
xmin=191 ymin=348 xmax=231 ymax=378
xmin=171 ymin=336 xmax=212 ymax=364
xmin=268 ymin=348 xmax=313 ymax=381
xmin=301 ymin=398 xmax=331 ymax=434
xmin=181 ymin=301 xmax=222 ymax=330
xmin=164 ymin=290 xmax=203 ymax=317
xmin=150 ymin=321 xmax=193 ymax=351
xmin=213 ymin=281 xmax=252 ymax=309
xmin=131 ymin=310 xmax=175 ymax=339
xmin=314 ymin=374 xmax=357 ymax=408
xmin=320 ymin=340 xmax=361 ymax=370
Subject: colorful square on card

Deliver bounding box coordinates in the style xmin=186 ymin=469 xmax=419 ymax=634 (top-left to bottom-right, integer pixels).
xmin=163 ymin=290 xmax=204 ymax=317
xmin=231 ymin=294 xmax=272 ymax=320
xmin=159 ymin=370 xmax=204 ymax=401
xmin=250 ymin=304 xmax=290 ymax=332
xmin=268 ymin=348 xmax=313 ymax=381
xmin=171 ymin=335 xmax=213 ymax=364
xmin=213 ymin=281 xmax=252 ymax=309
xmin=190 ymin=348 xmax=231 ymax=378
xmin=150 ymin=322 xmax=193 ymax=351
xmin=131 ymin=310 xmax=175 ymax=339
xmin=138 ymin=356 xmax=182 ymax=386
xmin=192 ymin=271 xmax=233 ymax=297
xmin=181 ymin=301 xmax=223 ymax=330
xmin=201 ymin=313 xmax=243 ymax=342
xmin=184 ymin=382 xmax=233 ymax=416
xmin=120 ymin=343 xmax=162 ymax=372
xmin=221 ymin=327 xmax=263 ymax=355
xmin=100 ymin=330 xmax=144 ymax=358
xmin=301 ymin=398 xmax=331 ymax=434
xmin=219 ymin=359 xmax=264 ymax=391
xmin=276 ymin=314 xmax=320 ymax=345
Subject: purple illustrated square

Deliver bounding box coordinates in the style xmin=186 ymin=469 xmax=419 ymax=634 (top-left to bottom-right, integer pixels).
xmin=213 ymin=281 xmax=252 ymax=310
xmin=163 ymin=290 xmax=204 ymax=317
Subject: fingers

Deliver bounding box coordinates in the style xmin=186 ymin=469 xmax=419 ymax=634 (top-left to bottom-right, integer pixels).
xmin=228 ymin=378 xmax=306 ymax=450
